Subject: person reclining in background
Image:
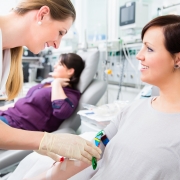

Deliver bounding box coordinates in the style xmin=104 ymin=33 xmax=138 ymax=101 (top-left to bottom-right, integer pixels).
xmin=11 ymin=14 xmax=180 ymax=180
xmin=0 ymin=53 xmax=85 ymax=132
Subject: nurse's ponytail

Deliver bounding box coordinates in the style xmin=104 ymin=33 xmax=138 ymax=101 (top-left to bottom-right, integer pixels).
xmin=6 ymin=47 xmax=23 ymax=100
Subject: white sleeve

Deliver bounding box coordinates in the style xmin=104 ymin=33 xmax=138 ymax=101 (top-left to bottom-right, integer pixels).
xmin=104 ymin=110 xmax=124 ymax=140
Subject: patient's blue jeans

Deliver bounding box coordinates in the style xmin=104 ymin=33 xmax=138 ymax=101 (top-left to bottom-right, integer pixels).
xmin=0 ymin=116 xmax=9 ymax=125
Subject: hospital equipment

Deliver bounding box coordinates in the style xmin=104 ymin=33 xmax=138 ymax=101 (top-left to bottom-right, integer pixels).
xmin=22 ymin=47 xmax=52 ymax=83
xmin=161 ymin=2 xmax=180 ymax=16
xmin=119 ymin=1 xmax=149 ymax=30
xmin=135 ymin=84 xmax=153 ymax=100
xmin=119 ymin=1 xmax=149 ymax=44
xmin=101 ymin=41 xmax=143 ymax=100
xmin=78 ymin=100 xmax=129 ymax=133
xmin=0 ymin=50 xmax=107 ymax=177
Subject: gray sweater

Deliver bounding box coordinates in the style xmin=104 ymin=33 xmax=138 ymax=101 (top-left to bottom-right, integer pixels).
xmin=72 ymin=97 xmax=180 ymax=180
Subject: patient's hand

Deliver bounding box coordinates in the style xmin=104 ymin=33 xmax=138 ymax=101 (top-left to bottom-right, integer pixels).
xmin=51 ymin=78 xmax=70 ymax=87
xmin=0 ymin=103 xmax=14 ymax=111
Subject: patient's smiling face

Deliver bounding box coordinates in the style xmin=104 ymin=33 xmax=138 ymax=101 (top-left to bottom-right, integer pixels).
xmin=50 ymin=59 xmax=74 ymax=79
xmin=136 ymin=26 xmax=175 ymax=87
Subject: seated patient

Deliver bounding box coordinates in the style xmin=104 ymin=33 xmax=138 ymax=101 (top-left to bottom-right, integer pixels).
xmin=0 ymin=53 xmax=85 ymax=132
xmin=10 ymin=14 xmax=180 ymax=180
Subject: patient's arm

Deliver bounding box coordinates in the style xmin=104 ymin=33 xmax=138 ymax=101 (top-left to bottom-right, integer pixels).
xmin=0 ymin=103 xmax=14 ymax=111
xmin=24 ymin=160 xmax=90 ymax=180
xmin=23 ymin=132 xmax=105 ymax=180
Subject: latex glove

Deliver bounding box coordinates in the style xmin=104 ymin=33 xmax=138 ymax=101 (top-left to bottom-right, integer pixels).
xmin=37 ymin=132 xmax=102 ymax=164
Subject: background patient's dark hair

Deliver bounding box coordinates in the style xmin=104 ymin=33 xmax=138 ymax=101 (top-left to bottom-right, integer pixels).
xmin=60 ymin=53 xmax=85 ymax=89
xmin=142 ymin=15 xmax=180 ymax=55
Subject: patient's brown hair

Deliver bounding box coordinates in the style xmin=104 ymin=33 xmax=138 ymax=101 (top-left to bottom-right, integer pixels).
xmin=60 ymin=53 xmax=85 ymax=89
xmin=142 ymin=15 xmax=180 ymax=56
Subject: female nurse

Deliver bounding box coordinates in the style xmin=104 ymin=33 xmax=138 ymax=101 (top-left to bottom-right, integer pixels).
xmin=0 ymin=0 xmax=101 ymax=165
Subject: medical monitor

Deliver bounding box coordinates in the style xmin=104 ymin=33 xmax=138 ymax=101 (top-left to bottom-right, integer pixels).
xmin=119 ymin=1 xmax=149 ymax=30
xmin=120 ymin=2 xmax=135 ymax=27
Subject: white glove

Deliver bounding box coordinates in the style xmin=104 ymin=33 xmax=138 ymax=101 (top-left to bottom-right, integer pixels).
xmin=37 ymin=132 xmax=102 ymax=164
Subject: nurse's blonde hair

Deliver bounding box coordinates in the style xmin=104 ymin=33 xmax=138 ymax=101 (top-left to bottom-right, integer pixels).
xmin=7 ymin=47 xmax=24 ymax=100
xmin=7 ymin=0 xmax=76 ymax=100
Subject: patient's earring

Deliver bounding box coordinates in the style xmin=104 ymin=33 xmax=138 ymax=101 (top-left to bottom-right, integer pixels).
xmin=38 ymin=21 xmax=42 ymax=25
xmin=174 ymin=65 xmax=180 ymax=69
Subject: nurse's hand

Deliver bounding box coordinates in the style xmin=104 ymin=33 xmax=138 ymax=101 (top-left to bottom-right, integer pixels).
xmin=36 ymin=132 xmax=102 ymax=164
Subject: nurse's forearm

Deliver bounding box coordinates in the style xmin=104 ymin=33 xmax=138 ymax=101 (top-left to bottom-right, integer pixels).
xmin=0 ymin=121 xmax=44 ymax=150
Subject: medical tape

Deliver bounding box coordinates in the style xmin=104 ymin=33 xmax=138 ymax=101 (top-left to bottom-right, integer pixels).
xmin=57 ymin=157 xmax=82 ymax=172
xmin=74 ymin=160 xmax=81 ymax=167
xmin=60 ymin=157 xmax=68 ymax=171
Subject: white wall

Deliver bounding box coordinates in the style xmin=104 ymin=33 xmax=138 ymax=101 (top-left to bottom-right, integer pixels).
xmin=0 ymin=0 xmax=18 ymax=14
xmin=107 ymin=0 xmax=119 ymax=41
xmin=74 ymin=0 xmax=107 ymax=43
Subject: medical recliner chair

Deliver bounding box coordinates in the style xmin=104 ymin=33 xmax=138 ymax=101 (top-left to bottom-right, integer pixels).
xmin=0 ymin=50 xmax=107 ymax=171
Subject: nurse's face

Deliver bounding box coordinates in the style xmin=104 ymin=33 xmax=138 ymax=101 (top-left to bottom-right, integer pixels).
xmin=136 ymin=26 xmax=175 ymax=86
xmin=50 ymin=59 xmax=74 ymax=79
xmin=27 ymin=7 xmax=73 ymax=54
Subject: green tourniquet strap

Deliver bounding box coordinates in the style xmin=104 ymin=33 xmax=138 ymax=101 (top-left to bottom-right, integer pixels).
xmin=92 ymin=157 xmax=97 ymax=170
